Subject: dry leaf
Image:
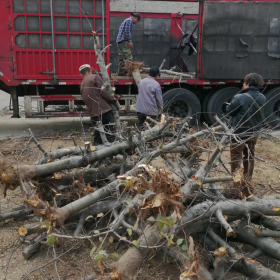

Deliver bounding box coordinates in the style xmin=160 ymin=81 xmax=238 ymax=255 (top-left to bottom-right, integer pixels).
xmin=274 ymin=206 xmax=280 ymax=212
xmin=109 ymin=236 xmax=114 ymax=244
xmin=1 ymin=172 xmax=10 ymax=182
xmin=87 ymin=183 xmax=95 ymax=193
xmin=52 ymin=172 xmax=62 ymax=180
xmin=98 ymin=260 xmax=105 ymax=276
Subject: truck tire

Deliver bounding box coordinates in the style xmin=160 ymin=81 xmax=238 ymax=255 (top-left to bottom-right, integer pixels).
xmin=207 ymin=87 xmax=240 ymax=124
xmin=202 ymin=90 xmax=215 ymax=124
xmin=263 ymin=87 xmax=280 ymax=129
xmin=163 ymin=88 xmax=201 ymax=126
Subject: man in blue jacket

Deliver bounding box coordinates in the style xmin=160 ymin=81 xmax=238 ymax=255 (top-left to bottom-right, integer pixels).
xmin=226 ymin=73 xmax=266 ymax=182
xmin=116 ymin=13 xmax=141 ymax=76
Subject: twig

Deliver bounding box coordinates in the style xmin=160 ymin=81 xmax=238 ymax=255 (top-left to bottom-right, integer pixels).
xmin=4 ymin=239 xmax=20 ymax=280
xmin=159 ymin=59 xmax=166 ymax=70
xmin=255 ymin=156 xmax=265 ymax=162
xmin=106 ymin=63 xmax=112 ymax=70
xmin=215 ymin=209 xmax=235 ymax=236
xmin=28 ymin=128 xmax=46 ymax=155
xmin=203 ymin=122 xmax=218 ymax=145
xmin=72 ymin=136 xmax=78 ymax=147
xmin=21 ymin=242 xmax=82 ymax=279
xmin=53 ymin=246 xmax=61 ymax=280
xmin=268 ymin=184 xmax=280 ymax=194
xmin=101 ymin=44 xmax=112 ymax=54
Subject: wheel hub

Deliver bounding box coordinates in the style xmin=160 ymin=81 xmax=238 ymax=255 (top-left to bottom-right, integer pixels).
xmin=167 ymin=101 xmax=189 ymax=118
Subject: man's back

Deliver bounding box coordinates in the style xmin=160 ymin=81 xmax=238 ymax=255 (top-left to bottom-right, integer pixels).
xmin=226 ymin=86 xmax=266 ymax=135
xmin=116 ymin=18 xmax=133 ymax=43
xmin=80 ymin=74 xmax=112 ymax=118
xmin=136 ymin=76 xmax=163 ymax=116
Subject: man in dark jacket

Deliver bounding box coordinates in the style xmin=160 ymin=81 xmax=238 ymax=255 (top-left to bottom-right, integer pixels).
xmin=226 ymin=73 xmax=266 ymax=181
xmin=79 ymin=64 xmax=116 ymax=145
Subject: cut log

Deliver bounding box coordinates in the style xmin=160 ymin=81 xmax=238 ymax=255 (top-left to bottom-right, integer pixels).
xmin=0 ymin=206 xmax=33 ymax=222
xmin=18 ymin=222 xmax=46 ymax=237
xmin=22 ymin=233 xmax=47 ymax=260
xmin=114 ymin=223 xmax=162 ymax=280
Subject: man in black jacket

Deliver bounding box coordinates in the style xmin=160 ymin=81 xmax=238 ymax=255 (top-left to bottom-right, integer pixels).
xmin=226 ymin=73 xmax=266 ymax=182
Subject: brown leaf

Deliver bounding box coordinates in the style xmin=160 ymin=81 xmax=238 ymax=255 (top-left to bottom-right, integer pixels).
xmin=247 ymin=258 xmax=259 ymax=265
xmin=98 ymin=260 xmax=105 ymax=276
xmin=274 ymin=206 xmax=280 ymax=212
xmin=217 ymin=145 xmax=221 ymax=151
xmin=1 ymin=172 xmax=10 ymax=182
xmin=26 ymin=195 xmax=39 ymax=207
xmin=52 ymin=172 xmax=62 ymax=180
xmin=214 ymin=247 xmax=227 ymax=257
xmin=87 ymin=183 xmax=95 ymax=193
xmin=47 ymin=154 xmax=54 ymax=163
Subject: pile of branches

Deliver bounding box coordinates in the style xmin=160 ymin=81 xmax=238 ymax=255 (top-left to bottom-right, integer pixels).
xmin=1 ymin=114 xmax=280 ymax=280
xmin=1 ymin=34 xmax=280 ymax=280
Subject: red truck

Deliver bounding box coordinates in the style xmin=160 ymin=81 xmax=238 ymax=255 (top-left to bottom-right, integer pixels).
xmin=0 ymin=0 xmax=279 ymax=127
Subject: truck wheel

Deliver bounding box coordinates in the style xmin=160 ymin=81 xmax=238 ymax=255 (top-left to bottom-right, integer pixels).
xmin=263 ymin=87 xmax=280 ymax=129
xmin=207 ymin=87 xmax=240 ymax=124
xmin=163 ymin=88 xmax=201 ymax=126
xmin=202 ymin=90 xmax=215 ymax=124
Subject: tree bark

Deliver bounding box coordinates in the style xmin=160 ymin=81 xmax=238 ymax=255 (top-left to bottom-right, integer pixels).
xmin=93 ymin=33 xmax=121 ymax=131
xmin=115 ymin=224 xmax=162 ymax=280
xmin=22 ymin=233 xmax=47 ymax=260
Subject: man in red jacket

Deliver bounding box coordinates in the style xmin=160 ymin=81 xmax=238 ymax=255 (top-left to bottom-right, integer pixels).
xmin=79 ymin=64 xmax=116 ymax=145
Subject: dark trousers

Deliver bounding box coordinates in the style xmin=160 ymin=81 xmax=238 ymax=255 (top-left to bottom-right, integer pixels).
xmin=91 ymin=111 xmax=115 ymax=145
xmin=137 ymin=112 xmax=158 ymax=129
xmin=230 ymin=137 xmax=258 ymax=181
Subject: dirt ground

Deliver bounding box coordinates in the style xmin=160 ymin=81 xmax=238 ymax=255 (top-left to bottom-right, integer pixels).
xmin=0 ymin=132 xmax=280 ymax=280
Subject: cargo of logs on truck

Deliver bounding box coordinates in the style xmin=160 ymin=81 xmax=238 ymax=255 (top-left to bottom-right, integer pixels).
xmin=1 ymin=34 xmax=280 ymax=280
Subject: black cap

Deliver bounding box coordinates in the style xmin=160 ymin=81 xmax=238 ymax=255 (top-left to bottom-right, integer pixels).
xmin=149 ymin=66 xmax=161 ymax=78
xmin=131 ymin=12 xmax=141 ymax=21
